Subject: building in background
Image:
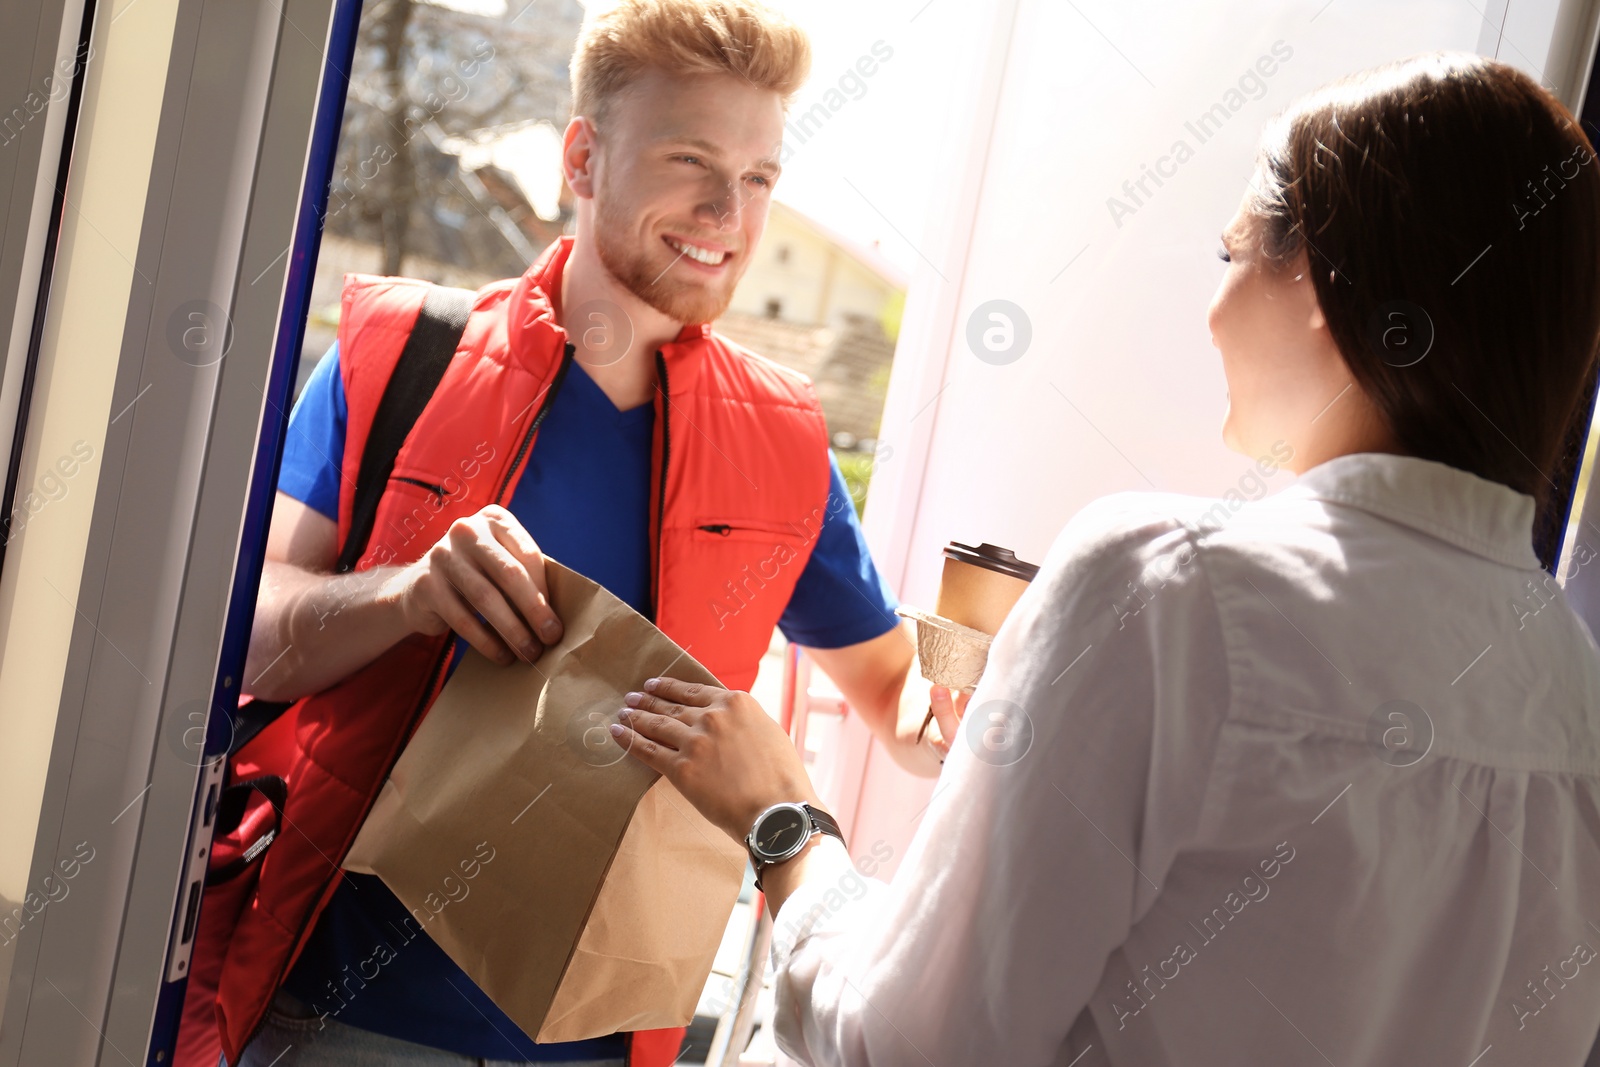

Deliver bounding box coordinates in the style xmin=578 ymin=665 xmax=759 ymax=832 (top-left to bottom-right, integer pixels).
xmin=726 ymin=200 xmax=905 ymax=332
xmin=718 ymin=200 xmax=907 ymax=467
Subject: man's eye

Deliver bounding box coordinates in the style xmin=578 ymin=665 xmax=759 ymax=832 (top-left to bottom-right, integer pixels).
xmin=748 ymin=175 xmax=770 ymax=188
xmin=678 ymin=155 xmax=701 ymax=166
xmin=1217 ymin=246 xmax=1232 ymax=263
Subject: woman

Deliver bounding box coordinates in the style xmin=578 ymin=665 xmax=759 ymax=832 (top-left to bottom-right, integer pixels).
xmin=613 ymin=53 xmax=1600 ymax=1065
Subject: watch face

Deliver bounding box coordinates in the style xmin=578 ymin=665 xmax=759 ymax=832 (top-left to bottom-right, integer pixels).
xmin=752 ymin=806 xmax=810 ymax=860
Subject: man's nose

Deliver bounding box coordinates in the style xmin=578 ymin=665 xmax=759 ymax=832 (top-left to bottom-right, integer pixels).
xmin=700 ymin=181 xmax=743 ymax=231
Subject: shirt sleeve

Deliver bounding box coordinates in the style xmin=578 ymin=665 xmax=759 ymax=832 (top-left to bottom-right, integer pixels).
xmin=276 ymin=342 xmax=348 ymax=521
xmin=777 ymin=453 xmax=900 ymax=649
xmin=768 ymin=494 xmax=1233 ymax=1067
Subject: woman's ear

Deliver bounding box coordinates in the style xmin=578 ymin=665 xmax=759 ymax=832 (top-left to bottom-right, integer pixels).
xmin=1293 ymin=257 xmax=1328 ymax=332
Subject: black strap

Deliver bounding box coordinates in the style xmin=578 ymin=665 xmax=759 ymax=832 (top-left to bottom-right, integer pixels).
xmin=807 ymin=804 xmax=845 ymax=846
xmin=334 ymin=284 xmax=476 ymax=574
xmin=229 ymin=285 xmax=475 ymax=756
xmin=205 ymin=775 xmax=287 ymax=885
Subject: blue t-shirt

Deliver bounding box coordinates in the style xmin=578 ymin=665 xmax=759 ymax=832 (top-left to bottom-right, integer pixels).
xmin=276 ymin=344 xmax=897 ymax=1060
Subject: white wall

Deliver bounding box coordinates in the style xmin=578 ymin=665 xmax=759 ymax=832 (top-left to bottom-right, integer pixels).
xmin=892 ymin=0 xmax=1492 ymax=598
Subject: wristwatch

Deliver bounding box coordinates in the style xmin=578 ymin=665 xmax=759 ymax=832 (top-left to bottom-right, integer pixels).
xmin=744 ymin=802 xmax=845 ymax=891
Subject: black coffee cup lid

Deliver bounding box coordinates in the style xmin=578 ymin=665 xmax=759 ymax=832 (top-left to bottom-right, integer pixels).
xmin=943 ymin=542 xmax=1039 ymax=582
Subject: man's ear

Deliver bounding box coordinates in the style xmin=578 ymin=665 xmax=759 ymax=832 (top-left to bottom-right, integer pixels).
xmin=563 ymin=117 xmax=598 ymax=199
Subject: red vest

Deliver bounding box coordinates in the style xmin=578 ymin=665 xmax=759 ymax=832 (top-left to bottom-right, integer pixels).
xmin=179 ymin=237 xmax=831 ymax=1066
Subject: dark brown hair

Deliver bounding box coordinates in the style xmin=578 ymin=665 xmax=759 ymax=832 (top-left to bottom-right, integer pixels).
xmin=1250 ymin=53 xmax=1600 ymax=562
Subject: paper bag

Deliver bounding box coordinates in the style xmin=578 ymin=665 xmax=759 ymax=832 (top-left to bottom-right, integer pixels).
xmin=345 ymin=560 xmax=747 ymax=1043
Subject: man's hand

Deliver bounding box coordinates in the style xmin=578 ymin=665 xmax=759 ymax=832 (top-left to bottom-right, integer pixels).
xmin=612 ymin=677 xmax=819 ymax=844
xmin=802 ymin=623 xmax=975 ymax=776
xmin=921 ymin=684 xmax=973 ymax=762
xmin=391 ymin=505 xmax=563 ymax=666
xmin=246 ymin=495 xmax=564 ymax=701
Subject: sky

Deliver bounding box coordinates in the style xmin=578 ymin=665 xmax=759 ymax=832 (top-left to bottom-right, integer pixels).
xmin=748 ymin=0 xmax=963 ymax=276
xmin=435 ymin=0 xmax=964 ymax=277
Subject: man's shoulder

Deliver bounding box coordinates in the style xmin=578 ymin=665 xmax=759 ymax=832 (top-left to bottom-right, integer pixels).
xmin=704 ymin=328 xmax=816 ymax=399
xmin=339 ymin=272 xmax=430 ymax=306
xmin=336 ymin=275 xmax=513 ymax=373
xmin=339 ymin=273 xmax=509 ymax=312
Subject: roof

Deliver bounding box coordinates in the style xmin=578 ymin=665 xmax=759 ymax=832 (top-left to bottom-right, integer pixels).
xmin=769 ymin=199 xmax=910 ymax=291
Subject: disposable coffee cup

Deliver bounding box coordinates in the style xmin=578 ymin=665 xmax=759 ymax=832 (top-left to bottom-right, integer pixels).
xmin=902 ymin=543 xmax=1040 ymax=743
xmin=934 ymin=542 xmax=1040 ymax=637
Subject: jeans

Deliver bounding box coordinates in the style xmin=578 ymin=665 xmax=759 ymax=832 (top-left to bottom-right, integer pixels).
xmin=232 ymin=990 xmax=628 ymax=1067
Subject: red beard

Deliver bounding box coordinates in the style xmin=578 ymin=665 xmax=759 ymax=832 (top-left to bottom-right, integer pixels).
xmin=593 ymin=201 xmax=739 ymax=326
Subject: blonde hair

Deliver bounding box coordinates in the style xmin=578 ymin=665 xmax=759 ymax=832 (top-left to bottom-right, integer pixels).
xmin=571 ymin=0 xmax=811 ymax=124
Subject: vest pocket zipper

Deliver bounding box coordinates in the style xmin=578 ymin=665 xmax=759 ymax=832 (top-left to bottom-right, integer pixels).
xmin=693 ymin=519 xmax=808 ymax=542
xmin=392 ymin=475 xmax=448 ymax=500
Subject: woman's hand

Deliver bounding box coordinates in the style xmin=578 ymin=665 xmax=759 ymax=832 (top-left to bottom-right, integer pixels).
xmin=611 ymin=677 xmax=820 ymax=844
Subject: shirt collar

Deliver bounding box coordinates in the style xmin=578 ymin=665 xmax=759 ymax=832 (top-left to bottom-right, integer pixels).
xmin=1277 ymin=451 xmax=1543 ymax=571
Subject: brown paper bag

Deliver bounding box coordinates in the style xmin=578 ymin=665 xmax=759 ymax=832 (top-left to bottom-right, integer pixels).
xmin=345 ymin=560 xmax=747 ymax=1043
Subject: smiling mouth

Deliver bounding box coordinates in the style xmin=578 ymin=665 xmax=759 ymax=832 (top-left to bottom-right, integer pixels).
xmin=664 ymin=235 xmax=732 ymax=268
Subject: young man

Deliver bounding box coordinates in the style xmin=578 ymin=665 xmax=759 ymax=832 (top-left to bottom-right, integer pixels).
xmin=190 ymin=3 xmax=949 ymax=1065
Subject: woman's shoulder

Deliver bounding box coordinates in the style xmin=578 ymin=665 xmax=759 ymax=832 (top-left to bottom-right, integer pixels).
xmin=1033 ymin=490 xmax=1218 ymax=600
xmin=1053 ymin=485 xmax=1335 ymax=561
xmin=1048 ymin=489 xmax=1229 ymax=561
xmin=1037 ymin=487 xmax=1322 ymax=607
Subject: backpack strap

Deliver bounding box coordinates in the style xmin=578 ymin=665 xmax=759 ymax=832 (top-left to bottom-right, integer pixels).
xmin=229 ymin=284 xmax=475 ymax=757
xmin=335 ymin=283 xmax=476 ymax=573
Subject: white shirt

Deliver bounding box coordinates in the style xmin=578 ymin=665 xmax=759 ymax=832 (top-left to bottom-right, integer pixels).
xmin=771 ymin=452 xmax=1600 ymax=1066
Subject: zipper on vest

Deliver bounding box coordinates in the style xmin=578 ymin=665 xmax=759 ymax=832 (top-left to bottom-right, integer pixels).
xmin=393 ymin=475 xmax=448 ymax=499
xmin=494 ymin=342 xmax=576 ymax=503
xmin=653 ymin=351 xmax=670 ymax=621
xmin=249 ymin=342 xmax=577 ymax=1062
xmin=696 ymin=522 xmax=805 ymax=536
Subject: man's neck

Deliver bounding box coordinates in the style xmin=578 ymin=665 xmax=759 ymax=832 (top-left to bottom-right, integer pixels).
xmin=557 ymin=237 xmax=684 ymax=412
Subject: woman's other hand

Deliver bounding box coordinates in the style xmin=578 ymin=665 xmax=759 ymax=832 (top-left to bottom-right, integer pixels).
xmin=612 ymin=677 xmax=819 ymax=844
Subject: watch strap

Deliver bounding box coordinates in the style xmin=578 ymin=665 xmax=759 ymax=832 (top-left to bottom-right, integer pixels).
xmin=805 ymin=804 xmax=844 ymax=845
